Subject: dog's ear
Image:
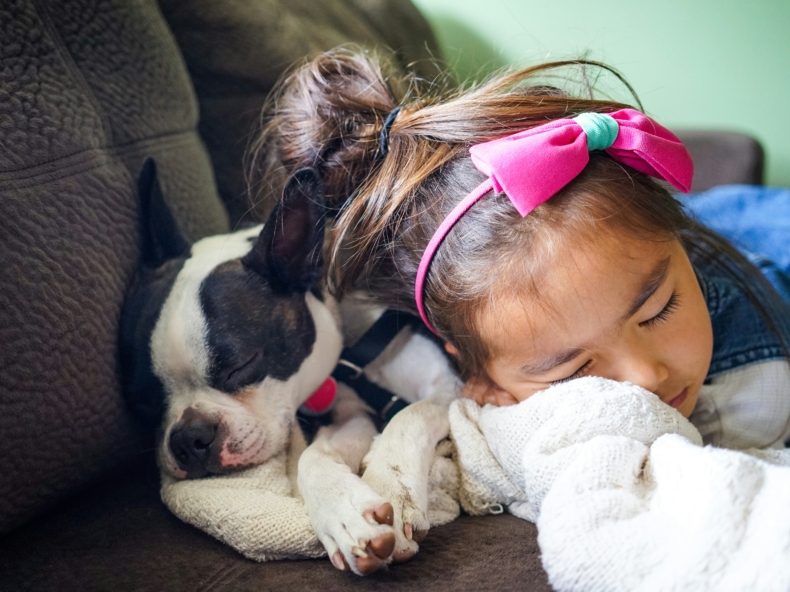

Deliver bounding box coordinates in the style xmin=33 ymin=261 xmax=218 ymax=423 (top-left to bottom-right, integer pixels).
xmin=137 ymin=158 xmax=191 ymax=268
xmin=243 ymin=168 xmax=326 ymax=292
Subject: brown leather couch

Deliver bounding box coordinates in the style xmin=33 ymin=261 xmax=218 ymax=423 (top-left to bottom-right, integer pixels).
xmin=0 ymin=1 xmax=762 ymax=590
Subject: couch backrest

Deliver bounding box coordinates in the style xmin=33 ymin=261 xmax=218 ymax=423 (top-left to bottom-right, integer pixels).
xmin=674 ymin=130 xmax=764 ymax=192
xmin=159 ymin=0 xmax=441 ymax=225
xmin=0 ymin=0 xmax=228 ymax=534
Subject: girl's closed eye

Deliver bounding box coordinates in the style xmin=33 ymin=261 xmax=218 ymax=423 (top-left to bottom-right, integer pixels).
xmin=640 ymin=292 xmax=681 ymax=329
xmin=547 ymin=292 xmax=681 ymax=386
xmin=549 ymin=360 xmax=592 ymax=385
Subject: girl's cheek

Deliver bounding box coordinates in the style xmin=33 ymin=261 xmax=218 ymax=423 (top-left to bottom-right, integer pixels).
xmin=461 ymin=377 xmax=521 ymax=406
xmin=677 ymin=288 xmax=714 ymax=374
xmin=494 ymin=389 xmax=520 ymax=406
xmin=461 ymin=378 xmax=490 ymax=405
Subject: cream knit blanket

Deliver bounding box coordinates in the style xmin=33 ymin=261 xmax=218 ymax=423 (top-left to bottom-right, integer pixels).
xmin=161 ymin=424 xmax=460 ymax=562
xmin=450 ymin=376 xmax=790 ymax=592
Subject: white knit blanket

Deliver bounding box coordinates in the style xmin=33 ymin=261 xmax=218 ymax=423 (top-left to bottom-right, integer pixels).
xmin=161 ymin=425 xmax=460 ymax=562
xmin=449 ymin=376 xmax=790 ymax=592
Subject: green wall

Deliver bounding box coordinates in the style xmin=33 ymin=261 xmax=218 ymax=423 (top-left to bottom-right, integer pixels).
xmin=411 ymin=0 xmax=790 ymax=187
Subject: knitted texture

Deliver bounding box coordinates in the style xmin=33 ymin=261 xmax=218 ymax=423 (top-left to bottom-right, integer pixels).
xmin=450 ymin=399 xmax=529 ymax=518
xmin=161 ymin=428 xmax=325 ymax=561
xmin=426 ymin=438 xmax=461 ymax=526
xmin=161 ymin=423 xmax=460 ymax=561
xmin=449 ymin=376 xmax=790 ymax=592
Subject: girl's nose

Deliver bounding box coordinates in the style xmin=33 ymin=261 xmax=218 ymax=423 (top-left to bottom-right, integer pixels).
xmin=616 ymin=352 xmax=669 ymax=394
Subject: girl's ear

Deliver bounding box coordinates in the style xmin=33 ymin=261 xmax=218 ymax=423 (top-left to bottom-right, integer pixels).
xmin=445 ymin=343 xmax=460 ymax=358
xmin=242 ymin=168 xmax=326 ymax=293
xmin=137 ymin=158 xmax=191 ymax=268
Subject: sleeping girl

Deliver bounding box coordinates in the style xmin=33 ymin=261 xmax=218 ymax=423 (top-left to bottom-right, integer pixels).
xmin=257 ymin=47 xmax=790 ymax=452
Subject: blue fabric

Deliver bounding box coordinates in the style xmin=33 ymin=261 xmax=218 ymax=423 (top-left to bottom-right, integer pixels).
xmin=681 ymin=185 xmax=790 ymax=274
xmin=681 ymin=185 xmax=790 ymax=376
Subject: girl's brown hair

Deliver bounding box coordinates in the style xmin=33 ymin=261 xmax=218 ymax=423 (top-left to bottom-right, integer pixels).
xmin=249 ymin=47 xmax=790 ymax=380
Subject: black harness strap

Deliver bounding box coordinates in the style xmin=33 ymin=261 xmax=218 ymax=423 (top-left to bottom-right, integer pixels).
xmin=332 ymin=310 xmax=423 ymax=424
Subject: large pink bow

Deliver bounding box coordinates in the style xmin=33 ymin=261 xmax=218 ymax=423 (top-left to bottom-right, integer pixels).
xmin=415 ymin=108 xmax=694 ymax=334
xmin=469 ymin=108 xmax=694 ymax=216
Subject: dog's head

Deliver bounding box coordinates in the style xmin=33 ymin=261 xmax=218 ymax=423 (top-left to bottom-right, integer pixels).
xmin=120 ymin=160 xmax=342 ymax=479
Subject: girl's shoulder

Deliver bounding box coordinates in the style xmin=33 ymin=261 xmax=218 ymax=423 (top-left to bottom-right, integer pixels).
xmin=683 ymin=185 xmax=790 ymax=377
xmin=698 ymin=263 xmax=789 ymax=377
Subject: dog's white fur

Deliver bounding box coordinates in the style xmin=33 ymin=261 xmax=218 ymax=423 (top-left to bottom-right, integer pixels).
xmin=300 ymin=300 xmax=460 ymax=569
xmin=153 ymin=226 xmax=460 ymax=574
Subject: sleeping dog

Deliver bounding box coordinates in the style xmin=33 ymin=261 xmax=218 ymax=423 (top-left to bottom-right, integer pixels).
xmin=120 ymin=160 xmax=460 ymax=574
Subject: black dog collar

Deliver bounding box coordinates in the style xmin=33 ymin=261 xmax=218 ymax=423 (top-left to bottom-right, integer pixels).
xmin=332 ymin=309 xmax=420 ymax=424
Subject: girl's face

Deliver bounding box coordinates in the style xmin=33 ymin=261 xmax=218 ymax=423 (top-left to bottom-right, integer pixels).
xmin=473 ymin=233 xmax=713 ymax=418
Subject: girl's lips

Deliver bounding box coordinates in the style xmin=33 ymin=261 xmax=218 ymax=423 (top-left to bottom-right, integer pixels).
xmin=667 ymin=388 xmax=688 ymax=409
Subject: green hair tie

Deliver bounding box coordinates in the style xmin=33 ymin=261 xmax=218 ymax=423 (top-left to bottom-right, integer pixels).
xmin=574 ymin=112 xmax=620 ymax=151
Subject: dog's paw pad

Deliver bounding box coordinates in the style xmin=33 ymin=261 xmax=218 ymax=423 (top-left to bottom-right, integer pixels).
xmin=401 ymin=504 xmax=431 ymax=538
xmin=383 ymin=522 xmax=426 ymax=563
xmin=369 ymin=532 xmax=396 ymax=559
xmin=352 ymin=542 xmax=393 ymax=575
xmin=365 ymin=502 xmax=394 ymax=527
xmin=410 ymin=524 xmax=429 ymax=544
xmin=391 ymin=544 xmax=417 ymax=563
xmin=403 ymin=522 xmax=428 ymax=543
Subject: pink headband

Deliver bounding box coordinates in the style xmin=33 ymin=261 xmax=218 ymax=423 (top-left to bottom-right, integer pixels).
xmin=414 ymin=108 xmax=694 ymax=334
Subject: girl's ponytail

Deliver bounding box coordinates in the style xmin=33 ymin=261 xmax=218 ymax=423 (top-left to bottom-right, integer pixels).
xmin=248 ymin=47 xmax=409 ymax=214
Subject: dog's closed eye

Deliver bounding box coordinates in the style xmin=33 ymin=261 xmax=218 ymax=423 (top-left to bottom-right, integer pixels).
xmin=223 ymin=352 xmax=264 ymax=393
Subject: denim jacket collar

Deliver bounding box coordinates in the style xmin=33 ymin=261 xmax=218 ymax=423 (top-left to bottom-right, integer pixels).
xmin=698 ymin=264 xmax=787 ymax=377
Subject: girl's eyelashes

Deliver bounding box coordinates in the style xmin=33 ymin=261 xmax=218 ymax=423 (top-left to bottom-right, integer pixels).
xmin=549 ymin=360 xmax=592 ymax=386
xmin=640 ymin=291 xmax=681 ymax=329
xmin=543 ymin=290 xmax=680 ymax=387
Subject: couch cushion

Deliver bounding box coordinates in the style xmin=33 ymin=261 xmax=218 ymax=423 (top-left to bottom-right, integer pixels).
xmin=0 ymin=0 xmax=228 ymax=534
xmin=0 ymin=453 xmax=552 ymax=592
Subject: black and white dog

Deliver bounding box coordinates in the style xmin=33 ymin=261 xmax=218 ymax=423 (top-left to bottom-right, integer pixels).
xmin=120 ymin=160 xmax=460 ymax=574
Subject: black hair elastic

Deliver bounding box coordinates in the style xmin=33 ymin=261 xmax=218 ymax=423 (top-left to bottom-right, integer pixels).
xmin=378 ymin=107 xmax=402 ymax=159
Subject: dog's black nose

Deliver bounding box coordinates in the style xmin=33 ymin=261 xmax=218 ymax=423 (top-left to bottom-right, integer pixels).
xmin=169 ymin=421 xmax=217 ymax=476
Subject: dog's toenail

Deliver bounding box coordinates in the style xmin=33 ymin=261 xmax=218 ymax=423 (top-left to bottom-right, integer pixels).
xmin=352 ymin=546 xmax=368 ymax=558
xmin=404 ymin=523 xmax=414 ymax=540
xmin=332 ymin=552 xmax=347 ymax=571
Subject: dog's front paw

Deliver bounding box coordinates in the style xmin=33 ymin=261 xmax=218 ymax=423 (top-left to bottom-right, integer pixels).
xmin=361 ymin=458 xmax=431 ymax=563
xmin=326 ymin=501 xmax=396 ymax=575
xmin=308 ymin=471 xmax=398 ymax=575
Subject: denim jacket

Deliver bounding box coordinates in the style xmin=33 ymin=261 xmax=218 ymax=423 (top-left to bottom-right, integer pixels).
xmin=682 ymin=185 xmax=790 ymax=378
xmin=698 ymin=254 xmax=790 ymax=378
